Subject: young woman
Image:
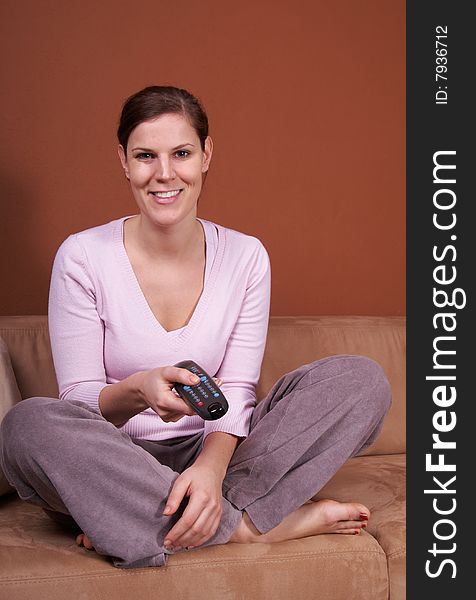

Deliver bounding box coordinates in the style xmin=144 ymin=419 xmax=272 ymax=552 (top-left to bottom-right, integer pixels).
xmin=0 ymin=86 xmax=391 ymax=568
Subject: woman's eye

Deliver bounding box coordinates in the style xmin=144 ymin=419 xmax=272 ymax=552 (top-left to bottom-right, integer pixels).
xmin=135 ymin=152 xmax=154 ymax=160
xmin=175 ymin=150 xmax=190 ymax=158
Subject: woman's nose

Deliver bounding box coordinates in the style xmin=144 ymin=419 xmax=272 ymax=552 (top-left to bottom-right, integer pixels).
xmin=155 ymin=156 xmax=175 ymax=181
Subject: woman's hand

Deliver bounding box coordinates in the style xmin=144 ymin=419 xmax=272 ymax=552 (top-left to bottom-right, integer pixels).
xmin=162 ymin=463 xmax=224 ymax=550
xmin=138 ymin=367 xmax=222 ymax=423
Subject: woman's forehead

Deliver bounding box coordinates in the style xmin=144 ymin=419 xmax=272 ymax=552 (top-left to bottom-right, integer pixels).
xmin=129 ymin=114 xmax=199 ymax=148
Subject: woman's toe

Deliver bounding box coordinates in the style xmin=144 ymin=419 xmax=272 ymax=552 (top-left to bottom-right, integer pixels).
xmin=75 ymin=532 xmax=94 ymax=550
xmin=333 ymin=527 xmax=362 ymax=535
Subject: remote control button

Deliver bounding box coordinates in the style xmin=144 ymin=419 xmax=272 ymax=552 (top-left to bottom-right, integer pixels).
xmin=200 ymin=376 xmax=207 ymax=382
xmin=184 ymin=385 xmax=190 ymax=391
xmin=198 ymin=401 xmax=203 ymax=407
xmin=214 ymin=393 xmax=219 ymax=397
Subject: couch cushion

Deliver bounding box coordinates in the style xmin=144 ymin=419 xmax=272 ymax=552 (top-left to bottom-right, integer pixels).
xmin=257 ymin=316 xmax=405 ymax=455
xmin=0 ymin=337 xmax=22 ymax=496
xmin=0 ymin=491 xmax=388 ymax=600
xmin=0 ymin=316 xmax=58 ymax=402
xmin=315 ymin=453 xmax=406 ymax=600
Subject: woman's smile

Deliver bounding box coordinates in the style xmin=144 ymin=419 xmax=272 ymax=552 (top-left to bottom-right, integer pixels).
xmin=149 ymin=189 xmax=184 ymax=204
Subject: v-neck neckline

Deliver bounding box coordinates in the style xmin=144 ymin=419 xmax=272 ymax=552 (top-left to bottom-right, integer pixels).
xmin=113 ymin=215 xmax=225 ymax=346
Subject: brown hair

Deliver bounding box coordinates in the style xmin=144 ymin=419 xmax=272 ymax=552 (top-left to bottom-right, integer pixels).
xmin=117 ymin=86 xmax=209 ymax=153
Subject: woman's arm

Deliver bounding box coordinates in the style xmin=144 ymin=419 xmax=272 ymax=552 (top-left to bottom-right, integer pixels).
xmin=48 ymin=235 xmax=111 ymax=410
xmin=202 ymin=239 xmax=272 ymax=439
xmin=48 ymin=234 xmax=198 ymax=425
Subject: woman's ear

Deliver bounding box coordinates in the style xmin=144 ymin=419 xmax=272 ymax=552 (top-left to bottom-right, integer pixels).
xmin=117 ymin=145 xmax=129 ymax=179
xmin=202 ymin=137 xmax=213 ymax=173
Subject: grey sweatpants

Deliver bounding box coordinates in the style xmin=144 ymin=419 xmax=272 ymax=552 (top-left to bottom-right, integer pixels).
xmin=0 ymin=355 xmax=391 ymax=569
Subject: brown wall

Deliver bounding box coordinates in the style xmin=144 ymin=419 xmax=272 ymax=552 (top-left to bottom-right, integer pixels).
xmin=0 ymin=0 xmax=405 ymax=317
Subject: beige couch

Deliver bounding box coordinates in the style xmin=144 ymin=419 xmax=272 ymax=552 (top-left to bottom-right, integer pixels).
xmin=0 ymin=315 xmax=405 ymax=600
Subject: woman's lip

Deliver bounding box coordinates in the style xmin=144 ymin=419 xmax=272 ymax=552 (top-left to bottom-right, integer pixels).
xmin=149 ymin=190 xmax=182 ymax=204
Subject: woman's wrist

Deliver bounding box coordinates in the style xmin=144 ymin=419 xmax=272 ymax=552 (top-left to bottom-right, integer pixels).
xmin=194 ymin=432 xmax=240 ymax=479
xmin=128 ymin=370 xmax=148 ymax=404
xmin=98 ymin=370 xmax=149 ymax=426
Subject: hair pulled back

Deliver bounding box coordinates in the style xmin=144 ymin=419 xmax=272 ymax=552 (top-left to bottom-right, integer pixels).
xmin=117 ymin=86 xmax=209 ymax=153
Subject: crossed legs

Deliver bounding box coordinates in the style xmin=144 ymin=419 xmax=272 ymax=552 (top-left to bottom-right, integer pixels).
xmin=0 ymin=355 xmax=391 ymax=567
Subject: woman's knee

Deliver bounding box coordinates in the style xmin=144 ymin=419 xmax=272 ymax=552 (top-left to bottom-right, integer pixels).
xmin=0 ymin=397 xmax=62 ymax=454
xmin=0 ymin=398 xmax=54 ymax=479
xmin=305 ymin=354 xmax=392 ymax=418
xmin=2 ymin=396 xmax=58 ymax=429
xmin=343 ymin=355 xmax=392 ymax=418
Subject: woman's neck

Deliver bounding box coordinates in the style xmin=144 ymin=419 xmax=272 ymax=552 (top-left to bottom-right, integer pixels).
xmin=125 ymin=213 xmax=205 ymax=263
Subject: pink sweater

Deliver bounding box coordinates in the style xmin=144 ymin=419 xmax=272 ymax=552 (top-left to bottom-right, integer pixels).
xmin=48 ymin=216 xmax=271 ymax=441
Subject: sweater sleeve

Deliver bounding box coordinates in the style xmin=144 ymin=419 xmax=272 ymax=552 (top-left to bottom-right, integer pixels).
xmin=203 ymin=240 xmax=271 ymax=439
xmin=48 ymin=235 xmax=109 ymax=412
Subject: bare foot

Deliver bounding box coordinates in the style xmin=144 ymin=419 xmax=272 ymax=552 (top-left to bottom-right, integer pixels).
xmin=229 ymin=499 xmax=370 ymax=544
xmin=76 ymin=532 xmax=95 ymax=550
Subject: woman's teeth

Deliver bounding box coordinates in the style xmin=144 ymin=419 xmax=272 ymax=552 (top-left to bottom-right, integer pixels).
xmin=151 ymin=190 xmax=180 ymax=198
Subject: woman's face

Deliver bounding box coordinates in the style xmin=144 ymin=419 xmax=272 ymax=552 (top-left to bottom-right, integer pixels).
xmin=118 ymin=113 xmax=212 ymax=228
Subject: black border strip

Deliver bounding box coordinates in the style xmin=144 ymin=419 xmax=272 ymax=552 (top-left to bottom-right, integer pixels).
xmin=407 ymin=2 xmax=473 ymax=597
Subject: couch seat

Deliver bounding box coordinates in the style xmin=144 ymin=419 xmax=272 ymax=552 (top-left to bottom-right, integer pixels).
xmin=0 ymin=454 xmax=403 ymax=600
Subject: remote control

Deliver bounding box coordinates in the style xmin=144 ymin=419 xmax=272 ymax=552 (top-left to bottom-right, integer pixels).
xmin=173 ymin=360 xmax=229 ymax=420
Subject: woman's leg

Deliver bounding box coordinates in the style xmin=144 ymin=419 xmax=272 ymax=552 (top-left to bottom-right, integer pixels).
xmin=223 ymin=355 xmax=391 ymax=538
xmin=0 ymin=397 xmax=241 ymax=567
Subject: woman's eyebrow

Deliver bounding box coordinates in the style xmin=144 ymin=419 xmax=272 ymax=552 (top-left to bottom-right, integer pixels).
xmin=172 ymin=143 xmax=195 ymax=151
xmin=131 ymin=143 xmax=196 ymax=152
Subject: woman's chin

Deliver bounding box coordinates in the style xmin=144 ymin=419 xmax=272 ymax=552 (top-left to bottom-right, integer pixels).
xmin=140 ymin=205 xmax=198 ymax=228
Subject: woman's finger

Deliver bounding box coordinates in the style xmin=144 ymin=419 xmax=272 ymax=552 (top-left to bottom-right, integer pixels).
xmin=163 ymin=476 xmax=189 ymax=516
xmin=186 ymin=511 xmax=222 ymax=549
xmin=164 ymin=493 xmax=207 ymax=547
xmin=153 ymin=391 xmax=195 ymax=421
xmin=163 ymin=366 xmax=200 ymax=387
xmin=173 ymin=504 xmax=218 ymax=549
